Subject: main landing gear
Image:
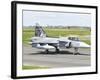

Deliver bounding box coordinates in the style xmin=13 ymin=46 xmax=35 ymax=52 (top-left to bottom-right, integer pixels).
xmin=55 ymin=47 xmax=60 ymax=53
xmin=45 ymin=49 xmax=49 ymax=54
xmin=45 ymin=47 xmax=79 ymax=55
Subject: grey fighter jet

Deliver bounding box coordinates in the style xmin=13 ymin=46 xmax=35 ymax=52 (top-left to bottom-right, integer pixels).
xmin=29 ymin=24 xmax=90 ymax=54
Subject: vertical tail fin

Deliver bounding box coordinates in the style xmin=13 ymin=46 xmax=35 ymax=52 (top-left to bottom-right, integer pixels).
xmin=35 ymin=23 xmax=46 ymax=37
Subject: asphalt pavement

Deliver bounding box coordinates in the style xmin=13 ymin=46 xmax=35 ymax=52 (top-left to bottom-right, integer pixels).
xmin=23 ymin=45 xmax=91 ymax=68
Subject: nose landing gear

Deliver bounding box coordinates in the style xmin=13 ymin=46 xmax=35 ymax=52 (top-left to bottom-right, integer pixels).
xmin=73 ymin=48 xmax=80 ymax=55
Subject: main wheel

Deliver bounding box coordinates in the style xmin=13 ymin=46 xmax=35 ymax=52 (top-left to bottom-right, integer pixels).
xmin=56 ymin=48 xmax=59 ymax=53
xmin=45 ymin=49 xmax=49 ymax=54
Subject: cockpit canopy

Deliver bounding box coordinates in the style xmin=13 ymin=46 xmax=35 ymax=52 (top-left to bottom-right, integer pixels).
xmin=68 ymin=37 xmax=80 ymax=41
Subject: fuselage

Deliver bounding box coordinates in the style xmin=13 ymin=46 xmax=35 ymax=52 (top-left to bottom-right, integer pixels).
xmin=29 ymin=36 xmax=90 ymax=49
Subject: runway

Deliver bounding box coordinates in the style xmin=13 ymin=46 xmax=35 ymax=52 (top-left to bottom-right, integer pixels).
xmin=23 ymin=45 xmax=91 ymax=68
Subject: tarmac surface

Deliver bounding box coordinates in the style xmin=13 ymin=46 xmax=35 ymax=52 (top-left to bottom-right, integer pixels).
xmin=23 ymin=45 xmax=91 ymax=68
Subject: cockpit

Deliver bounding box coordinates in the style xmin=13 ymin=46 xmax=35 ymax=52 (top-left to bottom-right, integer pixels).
xmin=68 ymin=37 xmax=80 ymax=41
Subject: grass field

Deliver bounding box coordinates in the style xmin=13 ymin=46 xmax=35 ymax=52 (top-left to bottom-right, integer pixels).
xmin=23 ymin=27 xmax=91 ymax=45
xmin=22 ymin=65 xmax=49 ymax=70
xmin=23 ymin=27 xmax=91 ymax=70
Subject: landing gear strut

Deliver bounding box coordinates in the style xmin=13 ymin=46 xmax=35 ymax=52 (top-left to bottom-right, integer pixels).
xmin=55 ymin=47 xmax=60 ymax=53
xmin=45 ymin=49 xmax=49 ymax=54
xmin=73 ymin=48 xmax=80 ymax=55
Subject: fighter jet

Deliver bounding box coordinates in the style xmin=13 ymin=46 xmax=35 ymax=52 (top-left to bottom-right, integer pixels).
xmin=29 ymin=23 xmax=90 ymax=55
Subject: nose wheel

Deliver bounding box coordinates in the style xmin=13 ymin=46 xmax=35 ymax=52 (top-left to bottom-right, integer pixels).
xmin=73 ymin=48 xmax=80 ymax=55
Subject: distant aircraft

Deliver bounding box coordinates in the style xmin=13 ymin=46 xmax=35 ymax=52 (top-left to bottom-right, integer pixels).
xmin=29 ymin=23 xmax=90 ymax=55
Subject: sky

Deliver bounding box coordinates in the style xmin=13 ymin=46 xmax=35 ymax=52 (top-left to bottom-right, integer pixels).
xmin=23 ymin=10 xmax=91 ymax=27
